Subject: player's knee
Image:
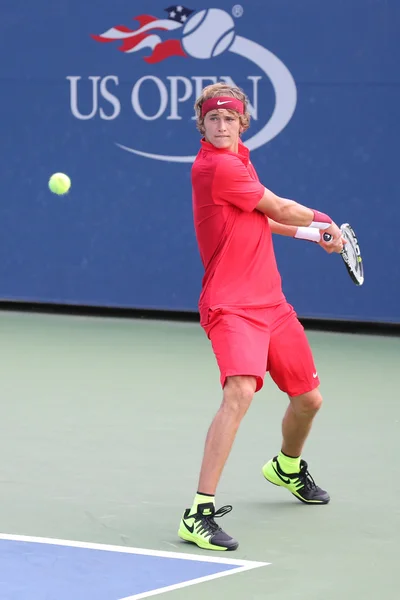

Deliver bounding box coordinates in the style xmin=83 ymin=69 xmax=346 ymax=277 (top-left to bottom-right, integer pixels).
xmin=292 ymin=389 xmax=323 ymax=415
xmin=222 ymin=376 xmax=256 ymax=420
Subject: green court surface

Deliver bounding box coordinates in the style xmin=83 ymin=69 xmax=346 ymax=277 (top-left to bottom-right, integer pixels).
xmin=0 ymin=309 xmax=399 ymax=599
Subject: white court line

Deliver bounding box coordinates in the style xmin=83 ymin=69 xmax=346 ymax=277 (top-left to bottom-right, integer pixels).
xmin=118 ymin=562 xmax=265 ymax=600
xmin=0 ymin=533 xmax=267 ymax=566
xmin=0 ymin=533 xmax=270 ymax=600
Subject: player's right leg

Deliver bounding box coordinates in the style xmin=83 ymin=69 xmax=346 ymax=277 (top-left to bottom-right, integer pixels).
xmin=178 ymin=308 xmax=269 ymax=551
xmin=178 ymin=374 xmax=256 ymax=551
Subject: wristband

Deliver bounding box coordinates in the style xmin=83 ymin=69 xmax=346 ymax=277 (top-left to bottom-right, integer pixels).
xmin=294 ymin=227 xmax=321 ymax=242
xmin=309 ymin=210 xmax=332 ymax=230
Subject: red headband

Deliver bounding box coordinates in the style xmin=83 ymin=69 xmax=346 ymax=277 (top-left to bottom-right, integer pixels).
xmin=201 ymin=96 xmax=244 ymax=117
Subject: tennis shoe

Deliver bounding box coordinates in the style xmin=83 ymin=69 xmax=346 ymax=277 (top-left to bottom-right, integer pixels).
xmin=178 ymin=502 xmax=238 ymax=551
xmin=262 ymin=456 xmax=330 ymax=504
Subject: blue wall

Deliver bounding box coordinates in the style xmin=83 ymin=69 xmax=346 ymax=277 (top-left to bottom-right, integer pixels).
xmin=1 ymin=1 xmax=399 ymax=322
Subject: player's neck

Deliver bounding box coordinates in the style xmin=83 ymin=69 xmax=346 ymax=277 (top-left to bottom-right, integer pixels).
xmin=229 ymin=140 xmax=239 ymax=153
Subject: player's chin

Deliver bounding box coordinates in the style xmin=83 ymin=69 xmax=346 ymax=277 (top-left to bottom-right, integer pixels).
xmin=212 ymin=136 xmax=232 ymax=148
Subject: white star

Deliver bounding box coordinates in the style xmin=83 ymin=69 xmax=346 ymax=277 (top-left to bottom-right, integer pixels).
xmin=169 ymin=10 xmax=176 ymax=18
xmin=176 ymin=5 xmax=183 ymax=11
xmin=180 ymin=14 xmax=187 ymax=22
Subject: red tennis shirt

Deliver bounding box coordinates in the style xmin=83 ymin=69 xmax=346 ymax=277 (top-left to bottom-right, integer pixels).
xmin=192 ymin=138 xmax=285 ymax=317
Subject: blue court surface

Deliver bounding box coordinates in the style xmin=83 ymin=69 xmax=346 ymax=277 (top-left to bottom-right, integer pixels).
xmin=0 ymin=534 xmax=268 ymax=599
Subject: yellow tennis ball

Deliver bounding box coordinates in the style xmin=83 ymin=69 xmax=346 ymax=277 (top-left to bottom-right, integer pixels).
xmin=48 ymin=172 xmax=71 ymax=195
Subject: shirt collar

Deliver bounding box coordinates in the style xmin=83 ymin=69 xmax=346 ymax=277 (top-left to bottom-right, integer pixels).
xmin=200 ymin=138 xmax=250 ymax=165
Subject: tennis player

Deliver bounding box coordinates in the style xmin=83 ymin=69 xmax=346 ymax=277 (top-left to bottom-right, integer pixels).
xmin=178 ymin=83 xmax=344 ymax=551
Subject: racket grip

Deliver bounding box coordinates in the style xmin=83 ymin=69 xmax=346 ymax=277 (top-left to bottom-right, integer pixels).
xmin=323 ymin=233 xmax=332 ymax=242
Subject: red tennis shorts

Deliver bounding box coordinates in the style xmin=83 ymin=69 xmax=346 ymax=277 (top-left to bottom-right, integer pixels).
xmin=201 ymin=301 xmax=320 ymax=396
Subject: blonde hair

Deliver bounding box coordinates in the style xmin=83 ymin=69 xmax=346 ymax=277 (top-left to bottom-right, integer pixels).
xmin=194 ymin=82 xmax=251 ymax=135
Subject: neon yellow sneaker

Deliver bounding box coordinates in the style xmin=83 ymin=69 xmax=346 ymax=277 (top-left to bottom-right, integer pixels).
xmin=178 ymin=502 xmax=238 ymax=551
xmin=262 ymin=456 xmax=330 ymax=504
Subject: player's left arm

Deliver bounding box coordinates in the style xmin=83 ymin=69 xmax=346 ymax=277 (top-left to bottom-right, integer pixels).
xmin=268 ymin=218 xmax=344 ymax=254
xmin=268 ymin=219 xmax=297 ymax=237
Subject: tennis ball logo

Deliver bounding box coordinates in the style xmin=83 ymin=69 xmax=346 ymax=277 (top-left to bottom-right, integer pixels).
xmin=182 ymin=9 xmax=236 ymax=59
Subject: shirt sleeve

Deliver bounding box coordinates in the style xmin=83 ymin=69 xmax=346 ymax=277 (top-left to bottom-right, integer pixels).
xmin=212 ymin=155 xmax=265 ymax=212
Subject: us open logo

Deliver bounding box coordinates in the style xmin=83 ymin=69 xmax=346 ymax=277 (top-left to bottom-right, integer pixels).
xmin=68 ymin=5 xmax=297 ymax=163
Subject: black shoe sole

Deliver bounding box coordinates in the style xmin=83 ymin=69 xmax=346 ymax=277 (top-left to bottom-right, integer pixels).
xmin=267 ymin=479 xmax=330 ymax=504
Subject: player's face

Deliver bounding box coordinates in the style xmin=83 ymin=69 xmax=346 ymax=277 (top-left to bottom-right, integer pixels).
xmin=203 ymin=109 xmax=242 ymax=152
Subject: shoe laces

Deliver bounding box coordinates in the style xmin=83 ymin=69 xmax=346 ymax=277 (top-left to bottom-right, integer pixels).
xmin=297 ymin=460 xmax=316 ymax=490
xmin=198 ymin=505 xmax=232 ymax=535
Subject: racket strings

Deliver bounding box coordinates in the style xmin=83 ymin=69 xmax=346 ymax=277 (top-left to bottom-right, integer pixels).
xmin=340 ymin=224 xmax=364 ymax=285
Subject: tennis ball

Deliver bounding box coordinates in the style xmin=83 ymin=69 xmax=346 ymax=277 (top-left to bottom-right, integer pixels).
xmin=48 ymin=172 xmax=71 ymax=195
xmin=182 ymin=9 xmax=236 ymax=59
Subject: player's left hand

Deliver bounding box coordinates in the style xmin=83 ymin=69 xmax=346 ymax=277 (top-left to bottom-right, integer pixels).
xmin=318 ymin=235 xmax=346 ymax=254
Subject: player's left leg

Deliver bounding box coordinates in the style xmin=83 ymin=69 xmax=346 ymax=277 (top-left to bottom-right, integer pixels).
xmin=280 ymin=388 xmax=322 ymax=461
xmin=261 ymin=302 xmax=330 ymax=504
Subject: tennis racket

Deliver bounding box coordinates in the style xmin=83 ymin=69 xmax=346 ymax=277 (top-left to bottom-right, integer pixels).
xmin=323 ymin=223 xmax=364 ymax=286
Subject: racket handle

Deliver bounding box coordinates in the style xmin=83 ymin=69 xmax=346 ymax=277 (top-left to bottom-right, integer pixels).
xmin=323 ymin=231 xmax=345 ymax=257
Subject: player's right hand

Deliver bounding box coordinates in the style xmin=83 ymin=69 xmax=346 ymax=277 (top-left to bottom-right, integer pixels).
xmin=319 ymin=222 xmax=345 ymax=254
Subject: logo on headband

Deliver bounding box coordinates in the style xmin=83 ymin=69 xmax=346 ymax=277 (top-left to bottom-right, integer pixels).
xmin=202 ymin=97 xmax=244 ymax=116
xmin=69 ymin=5 xmax=297 ymax=162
